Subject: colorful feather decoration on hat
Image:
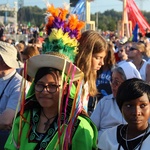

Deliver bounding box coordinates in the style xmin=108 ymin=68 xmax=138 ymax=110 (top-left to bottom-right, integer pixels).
xmin=42 ymin=4 xmax=85 ymax=62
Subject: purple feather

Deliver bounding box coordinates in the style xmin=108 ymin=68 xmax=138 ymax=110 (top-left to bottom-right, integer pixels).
xmin=52 ymin=17 xmax=65 ymax=30
xmin=69 ymin=29 xmax=78 ymax=39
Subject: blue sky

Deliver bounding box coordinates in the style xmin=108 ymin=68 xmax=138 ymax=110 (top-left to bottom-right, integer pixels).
xmin=0 ymin=0 xmax=150 ymax=13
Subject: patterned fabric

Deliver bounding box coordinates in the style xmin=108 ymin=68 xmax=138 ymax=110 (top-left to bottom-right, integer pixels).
xmin=26 ymin=108 xmax=79 ymax=149
xmin=5 ymin=109 xmax=97 ymax=150
xmin=96 ymin=70 xmax=112 ymax=98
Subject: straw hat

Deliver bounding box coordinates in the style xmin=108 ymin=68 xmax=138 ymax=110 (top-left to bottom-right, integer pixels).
xmin=0 ymin=41 xmax=19 ymax=68
xmin=27 ymin=54 xmax=83 ymax=81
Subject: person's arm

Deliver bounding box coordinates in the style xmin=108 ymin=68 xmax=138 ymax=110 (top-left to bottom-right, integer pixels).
xmin=0 ymin=74 xmax=22 ymax=130
xmin=90 ymin=99 xmax=102 ymax=130
xmin=71 ymin=116 xmax=98 ymax=150
xmin=0 ymin=108 xmax=15 ymax=130
xmin=4 ymin=111 xmax=32 ymax=150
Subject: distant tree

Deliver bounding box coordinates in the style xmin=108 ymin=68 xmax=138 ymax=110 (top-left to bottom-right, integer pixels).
xmin=91 ymin=9 xmax=150 ymax=31
xmin=142 ymin=11 xmax=150 ymax=24
xmin=17 ymin=6 xmax=45 ymax=27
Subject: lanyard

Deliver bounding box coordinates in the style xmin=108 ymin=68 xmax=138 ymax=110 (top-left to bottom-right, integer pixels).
xmin=0 ymin=72 xmax=16 ymax=100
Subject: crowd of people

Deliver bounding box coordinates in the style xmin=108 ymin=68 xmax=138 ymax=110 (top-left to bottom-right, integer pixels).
xmin=0 ymin=3 xmax=150 ymax=150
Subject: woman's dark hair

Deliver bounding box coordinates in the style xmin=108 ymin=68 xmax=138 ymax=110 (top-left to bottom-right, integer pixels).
xmin=116 ymin=78 xmax=150 ymax=111
xmin=34 ymin=67 xmax=61 ymax=84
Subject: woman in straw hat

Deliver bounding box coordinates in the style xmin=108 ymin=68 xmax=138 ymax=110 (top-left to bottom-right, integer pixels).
xmin=5 ymin=3 xmax=98 ymax=150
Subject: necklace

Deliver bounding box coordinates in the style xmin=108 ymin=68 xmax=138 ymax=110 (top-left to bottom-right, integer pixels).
xmin=41 ymin=109 xmax=57 ymax=131
xmin=125 ymin=124 xmax=149 ymax=150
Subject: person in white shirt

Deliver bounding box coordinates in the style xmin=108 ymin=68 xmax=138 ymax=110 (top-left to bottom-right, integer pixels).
xmin=127 ymin=42 xmax=150 ymax=83
xmin=90 ymin=61 xmax=141 ymax=149
xmin=99 ymin=78 xmax=150 ymax=150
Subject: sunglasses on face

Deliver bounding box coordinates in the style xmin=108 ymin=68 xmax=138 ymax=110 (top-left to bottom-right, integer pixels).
xmin=129 ymin=47 xmax=138 ymax=51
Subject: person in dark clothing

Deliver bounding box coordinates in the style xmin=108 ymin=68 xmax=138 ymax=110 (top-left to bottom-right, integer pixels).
xmin=0 ymin=26 xmax=4 ymax=39
xmin=145 ymin=28 xmax=150 ymax=38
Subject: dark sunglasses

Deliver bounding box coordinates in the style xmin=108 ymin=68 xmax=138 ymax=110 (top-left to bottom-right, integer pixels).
xmin=129 ymin=47 xmax=138 ymax=51
xmin=119 ymin=49 xmax=124 ymax=52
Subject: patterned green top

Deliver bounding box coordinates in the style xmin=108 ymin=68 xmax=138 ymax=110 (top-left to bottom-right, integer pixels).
xmin=5 ymin=108 xmax=98 ymax=150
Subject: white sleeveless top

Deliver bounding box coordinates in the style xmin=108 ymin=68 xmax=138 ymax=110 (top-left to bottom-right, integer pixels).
xmin=139 ymin=61 xmax=148 ymax=81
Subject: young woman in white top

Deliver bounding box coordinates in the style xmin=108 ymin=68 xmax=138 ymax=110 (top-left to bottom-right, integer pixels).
xmin=99 ymin=78 xmax=150 ymax=150
xmin=127 ymin=42 xmax=150 ymax=83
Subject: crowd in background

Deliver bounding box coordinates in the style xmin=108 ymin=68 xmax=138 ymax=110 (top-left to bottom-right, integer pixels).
xmin=0 ymin=17 xmax=150 ymax=149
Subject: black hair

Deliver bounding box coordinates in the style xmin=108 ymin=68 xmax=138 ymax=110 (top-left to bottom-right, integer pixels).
xmin=34 ymin=67 xmax=61 ymax=84
xmin=116 ymin=78 xmax=150 ymax=111
xmin=0 ymin=27 xmax=4 ymax=38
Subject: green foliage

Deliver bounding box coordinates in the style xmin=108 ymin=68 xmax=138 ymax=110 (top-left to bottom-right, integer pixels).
xmin=142 ymin=11 xmax=150 ymax=24
xmin=17 ymin=6 xmax=45 ymax=27
xmin=0 ymin=11 xmax=14 ymax=17
xmin=91 ymin=9 xmax=150 ymax=31
xmin=91 ymin=9 xmax=122 ymax=31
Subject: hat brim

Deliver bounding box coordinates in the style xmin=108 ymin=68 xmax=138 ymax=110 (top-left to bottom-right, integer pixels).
xmin=27 ymin=54 xmax=83 ymax=81
xmin=1 ymin=54 xmax=19 ymax=68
